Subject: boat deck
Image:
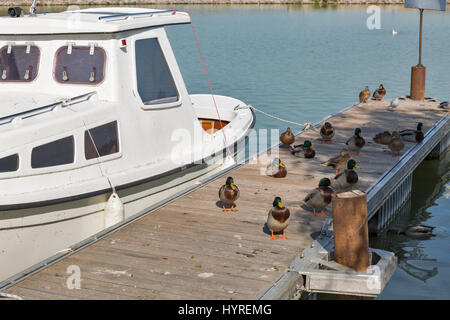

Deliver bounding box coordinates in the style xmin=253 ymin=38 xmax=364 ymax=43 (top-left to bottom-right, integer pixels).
xmin=3 ymin=98 xmax=448 ymax=300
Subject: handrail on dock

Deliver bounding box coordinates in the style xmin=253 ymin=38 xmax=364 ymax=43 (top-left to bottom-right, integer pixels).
xmin=0 ymin=91 xmax=97 ymax=126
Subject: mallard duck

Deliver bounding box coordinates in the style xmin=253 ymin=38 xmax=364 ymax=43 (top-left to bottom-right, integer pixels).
xmin=320 ymin=122 xmax=335 ymax=143
xmin=290 ymin=140 xmax=315 ymax=158
xmin=267 ymin=197 xmax=290 ymax=240
xmin=218 ymin=177 xmax=240 ymax=212
xmin=359 ymin=86 xmax=371 ymax=103
xmin=345 ymin=128 xmax=365 ymax=156
xmin=400 ymin=122 xmax=424 ymax=143
xmin=388 ymin=97 xmax=399 ymax=110
xmin=334 ymin=159 xmax=360 ymax=192
xmin=265 ymin=158 xmax=287 ymax=178
xmin=304 ymin=178 xmax=335 ymax=216
xmin=373 ymin=84 xmax=386 ymax=101
xmin=438 ymin=101 xmax=449 ymax=109
xmin=400 ymin=224 xmax=435 ymax=237
xmin=388 ymin=131 xmax=405 ymax=157
xmin=321 ymin=149 xmax=351 ymax=175
xmin=280 ymin=127 xmax=295 ymax=146
xmin=373 ymin=131 xmax=392 ymax=145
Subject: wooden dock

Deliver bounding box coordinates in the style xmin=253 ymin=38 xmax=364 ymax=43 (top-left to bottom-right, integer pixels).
xmin=3 ymin=98 xmax=448 ymax=300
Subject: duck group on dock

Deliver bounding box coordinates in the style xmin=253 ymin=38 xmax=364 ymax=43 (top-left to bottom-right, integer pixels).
xmin=217 ymin=91 xmax=437 ymax=241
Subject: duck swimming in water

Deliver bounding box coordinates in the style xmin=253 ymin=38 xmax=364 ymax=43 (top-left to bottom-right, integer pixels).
xmin=266 ymin=196 xmax=290 ymax=240
xmin=304 ymin=178 xmax=335 ymax=216
xmin=266 ymin=158 xmax=287 ymax=178
xmin=400 ymin=225 xmax=435 ymax=237
xmin=218 ymin=177 xmax=240 ymax=212
xmin=346 ymin=128 xmax=365 ymax=156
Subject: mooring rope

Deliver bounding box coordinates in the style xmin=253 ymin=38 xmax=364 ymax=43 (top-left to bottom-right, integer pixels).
xmin=235 ymin=104 xmax=316 ymax=130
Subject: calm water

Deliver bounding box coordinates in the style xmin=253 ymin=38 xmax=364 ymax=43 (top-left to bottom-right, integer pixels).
xmin=2 ymin=4 xmax=449 ymax=299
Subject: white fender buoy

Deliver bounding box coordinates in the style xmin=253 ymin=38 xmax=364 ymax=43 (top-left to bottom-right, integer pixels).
xmin=104 ymin=193 xmax=124 ymax=228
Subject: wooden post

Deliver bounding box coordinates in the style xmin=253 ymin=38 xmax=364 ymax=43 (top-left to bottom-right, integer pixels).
xmin=332 ymin=190 xmax=370 ymax=272
xmin=410 ymin=9 xmax=426 ymax=101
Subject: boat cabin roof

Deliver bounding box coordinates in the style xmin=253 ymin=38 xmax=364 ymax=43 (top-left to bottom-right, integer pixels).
xmin=0 ymin=7 xmax=190 ymax=35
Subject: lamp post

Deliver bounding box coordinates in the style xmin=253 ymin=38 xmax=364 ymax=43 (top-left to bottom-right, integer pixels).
xmin=405 ymin=0 xmax=446 ymax=101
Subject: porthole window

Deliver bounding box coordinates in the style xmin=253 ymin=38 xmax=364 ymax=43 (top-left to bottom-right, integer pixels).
xmin=0 ymin=154 xmax=19 ymax=172
xmin=135 ymin=38 xmax=179 ymax=105
xmin=0 ymin=45 xmax=40 ymax=82
xmin=85 ymin=121 xmax=119 ymax=160
xmin=31 ymin=136 xmax=75 ymax=168
xmin=54 ymin=46 xmax=106 ymax=84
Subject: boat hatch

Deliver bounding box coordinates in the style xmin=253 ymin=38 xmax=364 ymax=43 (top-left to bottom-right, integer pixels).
xmin=199 ymin=119 xmax=230 ymax=134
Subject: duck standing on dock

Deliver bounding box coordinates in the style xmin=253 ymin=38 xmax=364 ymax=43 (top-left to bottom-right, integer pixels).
xmin=373 ymin=131 xmax=392 ymax=145
xmin=373 ymin=84 xmax=386 ymax=101
xmin=219 ymin=177 xmax=240 ymax=212
xmin=290 ymin=140 xmax=315 ymax=159
xmin=266 ymin=158 xmax=287 ymax=178
xmin=334 ymin=159 xmax=360 ymax=192
xmin=280 ymin=127 xmax=295 ymax=147
xmin=359 ymin=86 xmax=371 ymax=103
xmin=388 ymin=131 xmax=405 ymax=157
xmin=321 ymin=149 xmax=351 ymax=175
xmin=304 ymin=178 xmax=335 ymax=216
xmin=400 ymin=122 xmax=424 ymax=143
xmin=346 ymin=128 xmax=365 ymax=156
xmin=267 ymin=197 xmax=290 ymax=240
xmin=320 ymin=122 xmax=335 ymax=143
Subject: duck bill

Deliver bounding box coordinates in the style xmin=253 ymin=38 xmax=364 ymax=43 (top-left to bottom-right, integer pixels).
xmin=330 ymin=184 xmax=336 ymax=188
xmin=355 ymin=164 xmax=360 ymax=169
xmin=230 ymin=183 xmax=236 ymax=190
xmin=277 ymin=202 xmax=283 ymax=209
xmin=280 ymin=163 xmax=285 ymax=168
xmin=310 ymin=147 xmax=315 ymax=151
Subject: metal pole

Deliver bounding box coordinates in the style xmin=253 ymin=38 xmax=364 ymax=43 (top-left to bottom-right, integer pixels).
xmin=418 ymin=8 xmax=424 ymax=65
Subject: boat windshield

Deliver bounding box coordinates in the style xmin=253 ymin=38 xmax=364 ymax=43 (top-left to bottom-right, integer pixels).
xmin=0 ymin=45 xmax=40 ymax=82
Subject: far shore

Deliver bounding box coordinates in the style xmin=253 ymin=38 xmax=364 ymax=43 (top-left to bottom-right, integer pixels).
xmin=2 ymin=0 xmax=450 ymax=7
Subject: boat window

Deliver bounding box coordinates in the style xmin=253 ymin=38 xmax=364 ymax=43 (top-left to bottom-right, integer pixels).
xmin=0 ymin=154 xmax=19 ymax=172
xmin=31 ymin=136 xmax=75 ymax=169
xmin=54 ymin=46 xmax=105 ymax=84
xmin=135 ymin=38 xmax=179 ymax=105
xmin=85 ymin=121 xmax=119 ymax=160
xmin=0 ymin=45 xmax=40 ymax=82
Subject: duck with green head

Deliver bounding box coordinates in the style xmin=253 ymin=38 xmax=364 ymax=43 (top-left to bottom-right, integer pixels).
xmin=373 ymin=84 xmax=386 ymax=101
xmin=266 ymin=158 xmax=287 ymax=178
xmin=334 ymin=159 xmax=360 ymax=192
xmin=346 ymin=128 xmax=365 ymax=156
xmin=304 ymin=178 xmax=335 ymax=216
xmin=267 ymin=197 xmax=290 ymax=240
xmin=290 ymin=140 xmax=315 ymax=159
xmin=400 ymin=122 xmax=424 ymax=143
xmin=219 ymin=177 xmax=240 ymax=212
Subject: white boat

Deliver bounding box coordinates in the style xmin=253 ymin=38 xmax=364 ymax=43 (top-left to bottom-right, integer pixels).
xmin=0 ymin=7 xmax=254 ymax=282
